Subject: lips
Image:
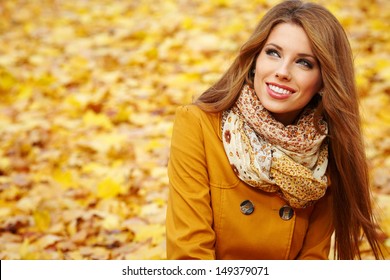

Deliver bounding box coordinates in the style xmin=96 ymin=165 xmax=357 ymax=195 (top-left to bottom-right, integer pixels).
xmin=265 ymin=82 xmax=296 ymax=100
xmin=267 ymin=83 xmax=295 ymax=95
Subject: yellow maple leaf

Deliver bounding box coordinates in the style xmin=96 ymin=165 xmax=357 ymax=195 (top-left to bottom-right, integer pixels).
xmin=33 ymin=209 xmax=51 ymax=232
xmin=210 ymin=0 xmax=231 ymax=7
xmin=181 ymin=16 xmax=194 ymax=30
xmin=36 ymin=234 xmax=63 ymax=249
xmin=133 ymin=224 xmax=165 ymax=246
xmin=97 ymin=177 xmax=122 ymax=199
xmin=102 ymin=214 xmax=120 ymax=231
xmin=0 ymin=67 xmax=16 ymax=91
xmin=87 ymin=133 xmax=126 ymax=154
xmin=17 ymin=85 xmax=33 ymax=100
xmin=83 ymin=110 xmax=113 ymax=129
xmin=19 ymin=239 xmax=38 ymax=260
xmin=53 ymin=169 xmax=75 ymax=189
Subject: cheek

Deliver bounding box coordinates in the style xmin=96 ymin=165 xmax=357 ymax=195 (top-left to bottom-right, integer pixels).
xmin=302 ymin=72 xmax=322 ymax=94
xmin=254 ymin=62 xmax=272 ymax=85
xmin=255 ymin=55 xmax=271 ymax=74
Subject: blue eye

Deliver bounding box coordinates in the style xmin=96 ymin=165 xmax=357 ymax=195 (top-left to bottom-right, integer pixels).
xmin=297 ymin=59 xmax=313 ymax=69
xmin=265 ymin=48 xmax=280 ymax=57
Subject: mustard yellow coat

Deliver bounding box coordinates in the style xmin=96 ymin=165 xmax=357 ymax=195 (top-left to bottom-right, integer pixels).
xmin=166 ymin=105 xmax=334 ymax=260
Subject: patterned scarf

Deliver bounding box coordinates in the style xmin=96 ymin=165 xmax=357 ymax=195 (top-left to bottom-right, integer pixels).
xmin=222 ymin=85 xmax=329 ymax=208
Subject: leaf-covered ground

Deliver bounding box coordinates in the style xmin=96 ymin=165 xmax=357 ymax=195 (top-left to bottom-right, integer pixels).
xmin=0 ymin=0 xmax=389 ymax=260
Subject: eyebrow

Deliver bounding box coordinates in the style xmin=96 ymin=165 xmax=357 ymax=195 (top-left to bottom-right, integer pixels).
xmin=265 ymin=43 xmax=316 ymax=59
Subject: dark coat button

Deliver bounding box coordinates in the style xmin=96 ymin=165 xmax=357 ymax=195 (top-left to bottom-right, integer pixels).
xmin=240 ymin=200 xmax=254 ymax=215
xmin=279 ymin=205 xmax=294 ymax=221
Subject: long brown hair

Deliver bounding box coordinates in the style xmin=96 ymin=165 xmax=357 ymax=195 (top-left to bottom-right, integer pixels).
xmin=195 ymin=0 xmax=383 ymax=259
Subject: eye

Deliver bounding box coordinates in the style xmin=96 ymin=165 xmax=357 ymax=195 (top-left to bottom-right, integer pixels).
xmin=297 ymin=58 xmax=313 ymax=69
xmin=265 ymin=48 xmax=280 ymax=58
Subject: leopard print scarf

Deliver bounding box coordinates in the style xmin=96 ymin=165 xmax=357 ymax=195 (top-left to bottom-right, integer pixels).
xmin=222 ymin=85 xmax=329 ymax=208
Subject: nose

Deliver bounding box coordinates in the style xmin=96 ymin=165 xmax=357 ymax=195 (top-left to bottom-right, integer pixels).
xmin=275 ymin=64 xmax=291 ymax=81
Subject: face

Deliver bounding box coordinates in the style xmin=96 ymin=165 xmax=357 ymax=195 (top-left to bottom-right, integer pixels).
xmin=253 ymin=23 xmax=322 ymax=125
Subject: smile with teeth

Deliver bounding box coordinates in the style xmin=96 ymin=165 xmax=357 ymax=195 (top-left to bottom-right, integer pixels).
xmin=268 ymin=84 xmax=293 ymax=95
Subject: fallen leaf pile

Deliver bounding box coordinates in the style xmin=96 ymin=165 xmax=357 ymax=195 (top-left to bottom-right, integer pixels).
xmin=0 ymin=0 xmax=389 ymax=259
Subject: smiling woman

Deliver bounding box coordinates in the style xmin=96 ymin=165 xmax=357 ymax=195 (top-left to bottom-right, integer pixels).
xmin=166 ymin=0 xmax=384 ymax=260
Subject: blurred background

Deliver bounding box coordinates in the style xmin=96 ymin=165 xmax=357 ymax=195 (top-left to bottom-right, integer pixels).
xmin=0 ymin=0 xmax=389 ymax=259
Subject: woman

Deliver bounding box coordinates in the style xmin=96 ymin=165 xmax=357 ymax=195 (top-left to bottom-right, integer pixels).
xmin=166 ymin=0 xmax=383 ymax=259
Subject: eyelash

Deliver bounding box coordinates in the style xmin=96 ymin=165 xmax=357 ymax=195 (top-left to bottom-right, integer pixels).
xmin=265 ymin=48 xmax=280 ymax=57
xmin=264 ymin=48 xmax=314 ymax=69
xmin=297 ymin=59 xmax=313 ymax=69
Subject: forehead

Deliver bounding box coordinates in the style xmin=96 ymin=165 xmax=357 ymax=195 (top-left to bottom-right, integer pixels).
xmin=265 ymin=23 xmax=314 ymax=54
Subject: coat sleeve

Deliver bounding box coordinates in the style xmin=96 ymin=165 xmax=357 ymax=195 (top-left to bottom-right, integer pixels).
xmin=166 ymin=106 xmax=216 ymax=260
xmin=296 ymin=187 xmax=334 ymax=259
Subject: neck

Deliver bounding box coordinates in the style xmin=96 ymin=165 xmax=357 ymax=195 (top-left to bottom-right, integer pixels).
xmin=270 ymin=109 xmax=303 ymax=126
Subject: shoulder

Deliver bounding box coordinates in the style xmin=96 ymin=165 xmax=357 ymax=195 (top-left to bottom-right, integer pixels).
xmin=174 ymin=104 xmax=216 ymax=118
xmin=172 ymin=104 xmax=222 ymax=141
xmin=174 ymin=105 xmax=221 ymax=127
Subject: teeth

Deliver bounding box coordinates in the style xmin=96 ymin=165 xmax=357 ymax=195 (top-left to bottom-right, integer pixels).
xmin=269 ymin=84 xmax=293 ymax=95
